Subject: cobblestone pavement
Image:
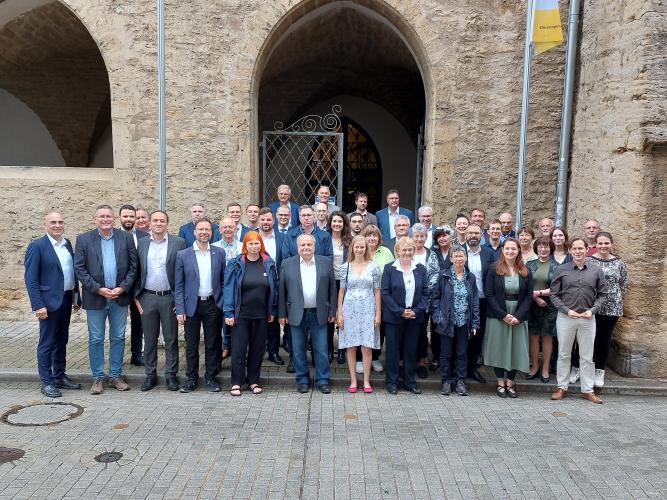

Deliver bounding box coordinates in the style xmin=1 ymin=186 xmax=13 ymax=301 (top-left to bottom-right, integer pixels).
xmin=0 ymin=380 xmax=665 ymax=499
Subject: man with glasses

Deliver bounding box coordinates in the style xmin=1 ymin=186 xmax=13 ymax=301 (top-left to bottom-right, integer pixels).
xmin=583 ymin=218 xmax=601 ymax=256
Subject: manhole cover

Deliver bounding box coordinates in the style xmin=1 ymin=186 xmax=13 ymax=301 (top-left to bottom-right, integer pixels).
xmin=94 ymin=451 xmax=123 ymax=463
xmin=2 ymin=402 xmax=83 ymax=427
xmin=0 ymin=447 xmax=25 ymax=464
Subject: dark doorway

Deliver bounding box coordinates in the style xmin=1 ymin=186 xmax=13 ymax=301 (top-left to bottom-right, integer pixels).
xmin=341 ymin=118 xmax=382 ymax=213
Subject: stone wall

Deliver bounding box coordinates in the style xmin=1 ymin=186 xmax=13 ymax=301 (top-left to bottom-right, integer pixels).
xmin=568 ymin=0 xmax=667 ymax=376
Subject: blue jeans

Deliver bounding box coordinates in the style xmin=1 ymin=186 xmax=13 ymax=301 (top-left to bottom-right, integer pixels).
xmin=86 ymin=300 xmax=128 ymax=379
xmin=290 ymin=310 xmax=329 ymax=386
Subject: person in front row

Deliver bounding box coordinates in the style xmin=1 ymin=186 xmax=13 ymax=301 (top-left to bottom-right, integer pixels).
xmin=430 ymin=246 xmax=480 ymax=397
xmin=278 ymin=234 xmax=337 ymax=394
xmin=550 ymin=237 xmax=607 ymax=404
xmin=224 ymin=232 xmax=278 ymax=396
xmin=381 ymin=237 xmax=430 ymax=395
xmin=482 ymin=238 xmax=533 ymax=399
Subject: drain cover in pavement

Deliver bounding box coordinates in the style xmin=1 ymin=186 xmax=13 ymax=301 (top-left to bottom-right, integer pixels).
xmin=94 ymin=451 xmax=123 ymax=463
xmin=1 ymin=402 xmax=83 ymax=427
xmin=0 ymin=447 xmax=25 ymax=464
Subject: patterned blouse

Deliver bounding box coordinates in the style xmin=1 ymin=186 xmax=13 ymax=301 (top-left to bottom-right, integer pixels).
xmin=451 ymin=268 xmax=469 ymax=327
xmin=586 ymin=256 xmax=627 ymax=317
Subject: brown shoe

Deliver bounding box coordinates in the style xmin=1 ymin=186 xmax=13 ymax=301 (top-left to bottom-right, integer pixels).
xmin=221 ymin=349 xmax=231 ymax=360
xmin=90 ymin=378 xmax=104 ymax=395
xmin=581 ymin=392 xmax=603 ymax=404
xmin=109 ymin=377 xmax=130 ymax=391
xmin=551 ymin=388 xmax=568 ymax=400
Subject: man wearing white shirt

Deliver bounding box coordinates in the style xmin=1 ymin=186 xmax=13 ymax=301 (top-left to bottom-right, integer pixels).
xmin=314 ymin=202 xmax=329 ymax=231
xmin=275 ymin=206 xmax=292 ymax=233
xmin=246 ymin=203 xmax=260 ymax=231
xmin=417 ymin=205 xmax=435 ymax=248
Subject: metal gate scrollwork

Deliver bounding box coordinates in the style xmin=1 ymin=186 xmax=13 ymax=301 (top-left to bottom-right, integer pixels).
xmin=262 ymin=105 xmax=344 ymax=207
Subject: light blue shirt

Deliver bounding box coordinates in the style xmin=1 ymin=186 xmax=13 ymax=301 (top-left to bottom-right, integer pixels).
xmin=99 ymin=230 xmax=117 ymax=289
xmin=47 ymin=234 xmax=75 ymax=291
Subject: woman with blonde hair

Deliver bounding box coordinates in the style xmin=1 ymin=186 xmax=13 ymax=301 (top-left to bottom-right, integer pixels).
xmin=337 ymin=235 xmax=381 ymax=393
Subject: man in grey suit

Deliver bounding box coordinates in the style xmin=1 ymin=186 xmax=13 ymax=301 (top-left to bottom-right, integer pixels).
xmin=347 ymin=192 xmax=377 ymax=228
xmin=278 ymin=234 xmax=336 ymax=394
xmin=133 ymin=210 xmax=187 ymax=392
xmin=74 ymin=204 xmax=138 ymax=395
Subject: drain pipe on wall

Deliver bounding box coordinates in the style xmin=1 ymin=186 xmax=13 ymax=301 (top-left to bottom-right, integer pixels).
xmin=554 ymin=0 xmax=582 ymax=227
xmin=157 ymin=0 xmax=167 ymax=210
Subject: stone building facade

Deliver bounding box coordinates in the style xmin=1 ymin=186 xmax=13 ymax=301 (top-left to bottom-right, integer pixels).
xmin=0 ymin=0 xmax=664 ymax=376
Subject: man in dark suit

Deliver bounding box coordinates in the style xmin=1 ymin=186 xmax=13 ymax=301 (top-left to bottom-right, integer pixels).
xmin=24 ymin=211 xmax=81 ymax=398
xmin=74 ymin=204 xmax=138 ymax=395
xmin=119 ymin=204 xmax=150 ymax=366
xmin=133 ymin=210 xmax=187 ymax=392
xmin=464 ymin=224 xmax=495 ymax=383
xmin=178 ymin=202 xmax=221 ymax=246
xmin=384 ymin=215 xmax=411 ymax=254
xmin=278 ymin=234 xmax=337 ymax=394
xmin=175 ymin=217 xmax=227 ymax=393
xmin=281 ymin=205 xmax=333 ymax=259
xmin=499 ymin=212 xmax=516 ymax=242
xmin=227 ymin=202 xmax=251 ymax=242
xmin=375 ymin=189 xmax=414 ymax=245
xmin=268 ymin=184 xmax=300 ymax=227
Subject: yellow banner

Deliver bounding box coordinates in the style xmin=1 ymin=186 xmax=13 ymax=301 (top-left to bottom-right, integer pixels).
xmin=532 ymin=0 xmax=564 ymax=54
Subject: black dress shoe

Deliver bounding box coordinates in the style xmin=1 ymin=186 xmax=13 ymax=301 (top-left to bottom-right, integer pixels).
xmin=286 ymin=358 xmax=295 ymax=373
xmin=180 ymin=379 xmax=197 ymax=393
xmin=337 ymin=349 xmax=346 ymax=365
xmin=525 ymin=371 xmax=539 ymax=380
xmin=141 ymin=375 xmax=157 ymax=392
xmin=328 ymin=351 xmax=334 ymax=364
xmin=429 ymin=361 xmax=439 ymax=371
xmin=268 ymin=352 xmax=285 ymax=365
xmin=130 ymin=355 xmax=145 ymax=367
xmin=205 ymin=379 xmax=221 ymax=392
xmin=297 ymin=384 xmax=310 ymax=393
xmin=317 ymin=383 xmax=332 ymax=394
xmin=469 ymin=370 xmax=487 ymax=384
xmin=541 ymin=375 xmax=551 ymax=384
xmin=41 ymin=384 xmax=62 ymax=398
xmin=417 ymin=366 xmax=428 ymax=379
xmin=387 ymin=385 xmax=398 ymax=395
xmin=55 ymin=375 xmax=81 ymax=390
xmin=405 ymin=386 xmax=422 ymax=394
xmin=165 ymin=375 xmax=180 ymax=391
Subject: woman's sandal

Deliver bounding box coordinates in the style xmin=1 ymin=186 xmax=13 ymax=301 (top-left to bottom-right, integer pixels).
xmin=506 ymin=384 xmax=518 ymax=398
xmin=230 ymin=385 xmax=242 ymax=396
xmin=249 ymin=384 xmax=263 ymax=395
xmin=496 ymin=385 xmax=507 ymax=398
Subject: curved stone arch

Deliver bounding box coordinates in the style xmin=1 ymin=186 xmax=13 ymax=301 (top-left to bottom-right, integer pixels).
xmin=249 ymin=0 xmax=435 ymax=201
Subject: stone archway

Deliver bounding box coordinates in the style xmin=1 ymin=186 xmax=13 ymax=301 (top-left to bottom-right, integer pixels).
xmin=0 ymin=0 xmax=113 ymax=167
xmin=253 ymin=0 xmax=431 ymax=211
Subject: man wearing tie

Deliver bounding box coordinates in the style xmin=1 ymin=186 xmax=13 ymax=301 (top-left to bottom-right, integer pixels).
xmin=133 ymin=210 xmax=187 ymax=392
xmin=74 ymin=204 xmax=138 ymax=395
xmin=24 ymin=212 xmax=81 ymax=398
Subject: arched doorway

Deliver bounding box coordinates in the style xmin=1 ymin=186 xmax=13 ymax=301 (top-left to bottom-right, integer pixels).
xmin=256 ymin=1 xmax=427 ymax=212
xmin=0 ymin=0 xmax=113 ymax=167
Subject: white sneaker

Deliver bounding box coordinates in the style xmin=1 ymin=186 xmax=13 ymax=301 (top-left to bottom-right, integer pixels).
xmin=594 ymin=369 xmax=605 ymax=387
xmin=371 ymin=360 xmax=384 ymax=373
xmin=569 ymin=367 xmax=580 ymax=384
xmin=355 ymin=361 xmax=363 ymax=374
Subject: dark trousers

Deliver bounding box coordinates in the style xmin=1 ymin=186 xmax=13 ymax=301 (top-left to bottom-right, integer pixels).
xmin=184 ymin=298 xmax=221 ymax=381
xmin=384 ymin=319 xmax=420 ymax=389
xmin=439 ymin=325 xmax=468 ymax=383
xmin=231 ymin=318 xmax=268 ymax=386
xmin=283 ymin=324 xmax=292 ymax=355
xmin=37 ymin=291 xmax=72 ymax=385
xmin=221 ymin=322 xmax=231 ymax=351
xmin=466 ymin=298 xmax=486 ymax=374
xmin=266 ymin=321 xmax=281 ymax=355
xmin=139 ymin=292 xmax=179 ymax=376
xmin=129 ymin=299 xmax=143 ymax=357
xmin=594 ymin=315 xmax=619 ymax=369
xmin=430 ymin=319 xmax=441 ymax=363
xmin=493 ymin=367 xmax=517 ymax=381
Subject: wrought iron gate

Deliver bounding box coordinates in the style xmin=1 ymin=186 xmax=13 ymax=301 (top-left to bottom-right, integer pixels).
xmin=262 ymin=106 xmax=344 ymax=207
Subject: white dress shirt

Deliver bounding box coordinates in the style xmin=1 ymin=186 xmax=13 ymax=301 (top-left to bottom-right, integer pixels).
xmin=392 ymin=259 xmax=417 ymax=308
xmin=47 ymin=234 xmax=75 ymax=291
xmin=388 ymin=208 xmax=399 ymax=239
xmin=466 ymin=245 xmax=485 ymax=298
xmin=300 ymin=257 xmax=318 ymax=308
xmin=145 ymin=235 xmax=170 ymax=291
xmin=262 ymin=232 xmax=277 ymax=261
xmin=193 ymin=242 xmax=213 ymax=297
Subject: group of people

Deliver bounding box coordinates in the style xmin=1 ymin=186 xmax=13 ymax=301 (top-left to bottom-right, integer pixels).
xmin=24 ymin=184 xmax=626 ymax=404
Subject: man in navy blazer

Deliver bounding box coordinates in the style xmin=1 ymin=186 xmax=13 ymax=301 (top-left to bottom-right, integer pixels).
xmin=464 ymin=224 xmax=495 ymax=383
xmin=174 ymin=217 xmax=227 ymax=392
xmin=281 ymin=205 xmax=333 ymax=260
xmin=74 ymin=205 xmax=138 ymax=395
xmin=376 ymin=189 xmax=414 ymax=245
xmin=268 ymin=184 xmax=300 ymax=227
xmin=178 ymin=202 xmax=221 ymax=246
xmin=24 ymin=212 xmax=81 ymax=398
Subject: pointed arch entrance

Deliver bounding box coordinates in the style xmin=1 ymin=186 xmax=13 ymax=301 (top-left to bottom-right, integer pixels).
xmin=254 ymin=0 xmax=430 ymax=212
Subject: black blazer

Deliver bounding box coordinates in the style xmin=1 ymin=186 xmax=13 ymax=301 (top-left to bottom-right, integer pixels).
xmin=381 ymin=262 xmax=430 ymax=324
xmin=133 ymin=235 xmax=187 ymax=296
xmin=74 ymin=228 xmax=138 ymax=309
xmin=465 ymin=244 xmax=495 ymax=289
xmin=484 ymin=264 xmax=533 ymax=322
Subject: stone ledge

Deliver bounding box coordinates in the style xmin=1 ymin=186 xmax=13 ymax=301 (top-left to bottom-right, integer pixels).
xmin=0 ymin=166 xmax=113 ymax=180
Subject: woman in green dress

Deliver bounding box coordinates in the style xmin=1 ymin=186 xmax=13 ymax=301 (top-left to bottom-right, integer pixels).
xmin=483 ymin=238 xmax=533 ymax=398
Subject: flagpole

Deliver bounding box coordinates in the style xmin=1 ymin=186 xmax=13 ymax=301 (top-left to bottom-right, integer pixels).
xmin=515 ymin=0 xmax=534 ymax=233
